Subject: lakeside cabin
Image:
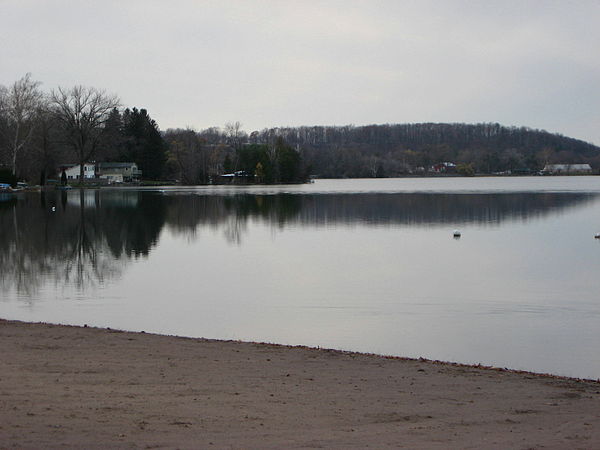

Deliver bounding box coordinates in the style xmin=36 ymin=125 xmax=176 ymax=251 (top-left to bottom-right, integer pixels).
xmin=430 ymin=162 xmax=457 ymax=173
xmin=218 ymin=170 xmax=255 ymax=184
xmin=96 ymin=162 xmax=142 ymax=183
xmin=542 ymin=164 xmax=592 ymax=175
xmin=59 ymin=163 xmax=96 ymax=181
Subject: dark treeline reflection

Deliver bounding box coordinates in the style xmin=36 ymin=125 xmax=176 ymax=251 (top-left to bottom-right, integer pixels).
xmin=1 ymin=190 xmax=596 ymax=293
xmin=0 ymin=190 xmax=166 ymax=294
xmin=164 ymin=192 xmax=597 ymax=233
xmin=291 ymin=193 xmax=599 ymax=227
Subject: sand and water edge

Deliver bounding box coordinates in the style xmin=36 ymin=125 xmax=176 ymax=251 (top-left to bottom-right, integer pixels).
xmin=1 ymin=318 xmax=599 ymax=449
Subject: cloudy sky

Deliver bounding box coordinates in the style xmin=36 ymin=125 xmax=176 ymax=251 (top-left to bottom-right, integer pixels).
xmin=1 ymin=0 xmax=599 ymax=144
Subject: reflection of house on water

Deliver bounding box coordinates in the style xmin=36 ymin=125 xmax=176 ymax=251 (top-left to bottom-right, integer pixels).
xmin=0 ymin=193 xmax=16 ymax=206
xmin=64 ymin=190 xmax=140 ymax=209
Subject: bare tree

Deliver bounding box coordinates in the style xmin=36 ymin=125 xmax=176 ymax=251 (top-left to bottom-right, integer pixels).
xmin=224 ymin=121 xmax=246 ymax=152
xmin=164 ymin=128 xmax=207 ymax=184
xmin=0 ymin=73 xmax=44 ymax=175
xmin=32 ymin=105 xmax=59 ymax=185
xmin=50 ymin=86 xmax=120 ymax=182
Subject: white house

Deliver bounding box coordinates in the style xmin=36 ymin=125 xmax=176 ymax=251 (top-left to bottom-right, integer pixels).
xmin=58 ymin=162 xmax=142 ymax=183
xmin=60 ymin=163 xmax=96 ymax=180
xmin=96 ymin=162 xmax=142 ymax=182
xmin=542 ymin=164 xmax=592 ymax=175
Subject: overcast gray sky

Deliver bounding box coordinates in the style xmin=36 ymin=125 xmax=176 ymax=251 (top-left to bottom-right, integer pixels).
xmin=1 ymin=0 xmax=599 ymax=144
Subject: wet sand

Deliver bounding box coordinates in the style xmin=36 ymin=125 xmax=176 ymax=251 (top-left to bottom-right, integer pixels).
xmin=1 ymin=319 xmax=599 ymax=449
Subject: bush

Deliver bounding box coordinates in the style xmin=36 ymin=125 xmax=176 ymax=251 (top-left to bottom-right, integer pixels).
xmin=456 ymin=163 xmax=475 ymax=177
xmin=0 ymin=169 xmax=17 ymax=187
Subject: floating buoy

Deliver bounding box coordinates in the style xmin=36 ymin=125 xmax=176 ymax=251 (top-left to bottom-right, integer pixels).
xmin=595 ymin=233 xmax=600 ymax=239
xmin=51 ymin=206 xmax=56 ymax=212
xmin=453 ymin=230 xmax=461 ymax=238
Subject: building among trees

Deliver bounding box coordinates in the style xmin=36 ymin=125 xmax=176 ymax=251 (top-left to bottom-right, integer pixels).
xmin=59 ymin=163 xmax=96 ymax=181
xmin=542 ymin=164 xmax=592 ymax=175
xmin=96 ymin=162 xmax=142 ymax=182
xmin=57 ymin=162 xmax=141 ymax=183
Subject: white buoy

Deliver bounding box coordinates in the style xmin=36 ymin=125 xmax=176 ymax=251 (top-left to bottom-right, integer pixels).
xmin=453 ymin=230 xmax=461 ymax=238
xmin=51 ymin=206 xmax=56 ymax=212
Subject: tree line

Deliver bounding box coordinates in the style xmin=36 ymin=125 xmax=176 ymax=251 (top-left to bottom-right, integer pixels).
xmin=0 ymin=74 xmax=171 ymax=185
xmin=246 ymin=123 xmax=600 ymax=177
xmin=2 ymin=74 xmax=599 ymax=185
xmin=165 ymin=122 xmax=600 ymax=179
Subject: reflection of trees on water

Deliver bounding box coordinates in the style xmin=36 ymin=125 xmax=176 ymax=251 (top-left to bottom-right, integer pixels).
xmin=1 ymin=190 xmax=596 ymax=294
xmin=0 ymin=190 xmax=166 ymax=295
xmin=221 ymin=195 xmax=303 ymax=244
xmin=289 ymin=193 xmax=599 ymax=227
xmin=164 ymin=194 xmax=303 ymax=244
xmin=163 ymin=192 xmax=598 ymax=243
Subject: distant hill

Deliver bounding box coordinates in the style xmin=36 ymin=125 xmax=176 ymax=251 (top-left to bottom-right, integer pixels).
xmin=245 ymin=123 xmax=600 ymax=177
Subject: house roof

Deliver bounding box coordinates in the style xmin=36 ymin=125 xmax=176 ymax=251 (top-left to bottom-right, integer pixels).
xmin=97 ymin=162 xmax=137 ymax=169
xmin=59 ymin=163 xmax=95 ymax=170
xmin=221 ymin=171 xmax=254 ymax=177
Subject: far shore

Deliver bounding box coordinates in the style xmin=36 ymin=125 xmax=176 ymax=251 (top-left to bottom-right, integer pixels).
xmin=5 ymin=172 xmax=600 ymax=193
xmin=1 ymin=318 xmax=599 ymax=449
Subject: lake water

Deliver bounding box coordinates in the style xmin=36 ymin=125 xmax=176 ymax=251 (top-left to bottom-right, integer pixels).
xmin=2 ymin=177 xmax=600 ymax=379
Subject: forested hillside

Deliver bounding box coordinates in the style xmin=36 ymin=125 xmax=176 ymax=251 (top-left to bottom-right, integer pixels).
xmin=240 ymin=123 xmax=600 ymax=177
xmin=2 ymin=74 xmax=599 ymax=184
xmin=167 ymin=122 xmax=600 ymax=180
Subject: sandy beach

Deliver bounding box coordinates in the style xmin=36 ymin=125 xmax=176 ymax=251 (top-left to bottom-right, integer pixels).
xmin=1 ymin=319 xmax=599 ymax=449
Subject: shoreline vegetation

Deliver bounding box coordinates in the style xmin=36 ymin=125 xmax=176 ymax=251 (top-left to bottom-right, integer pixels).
xmin=1 ymin=319 xmax=599 ymax=448
xmin=2 ymin=74 xmax=600 ymax=189
xmin=4 ymin=171 xmax=599 ymax=195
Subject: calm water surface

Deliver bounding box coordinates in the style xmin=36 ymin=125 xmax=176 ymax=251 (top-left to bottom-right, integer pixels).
xmin=2 ymin=177 xmax=600 ymax=379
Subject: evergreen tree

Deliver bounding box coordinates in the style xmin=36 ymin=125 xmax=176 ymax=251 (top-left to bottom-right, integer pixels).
xmin=121 ymin=108 xmax=167 ymax=180
xmin=100 ymin=108 xmax=124 ymax=161
xmin=275 ymin=138 xmax=302 ymax=183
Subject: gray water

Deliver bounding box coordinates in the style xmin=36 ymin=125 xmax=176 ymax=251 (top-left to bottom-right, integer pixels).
xmin=2 ymin=177 xmax=600 ymax=379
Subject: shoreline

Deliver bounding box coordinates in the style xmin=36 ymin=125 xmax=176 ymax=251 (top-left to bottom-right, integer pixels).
xmin=2 ymin=318 xmax=600 ymax=448
xmin=6 ymin=318 xmax=598 ymax=384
